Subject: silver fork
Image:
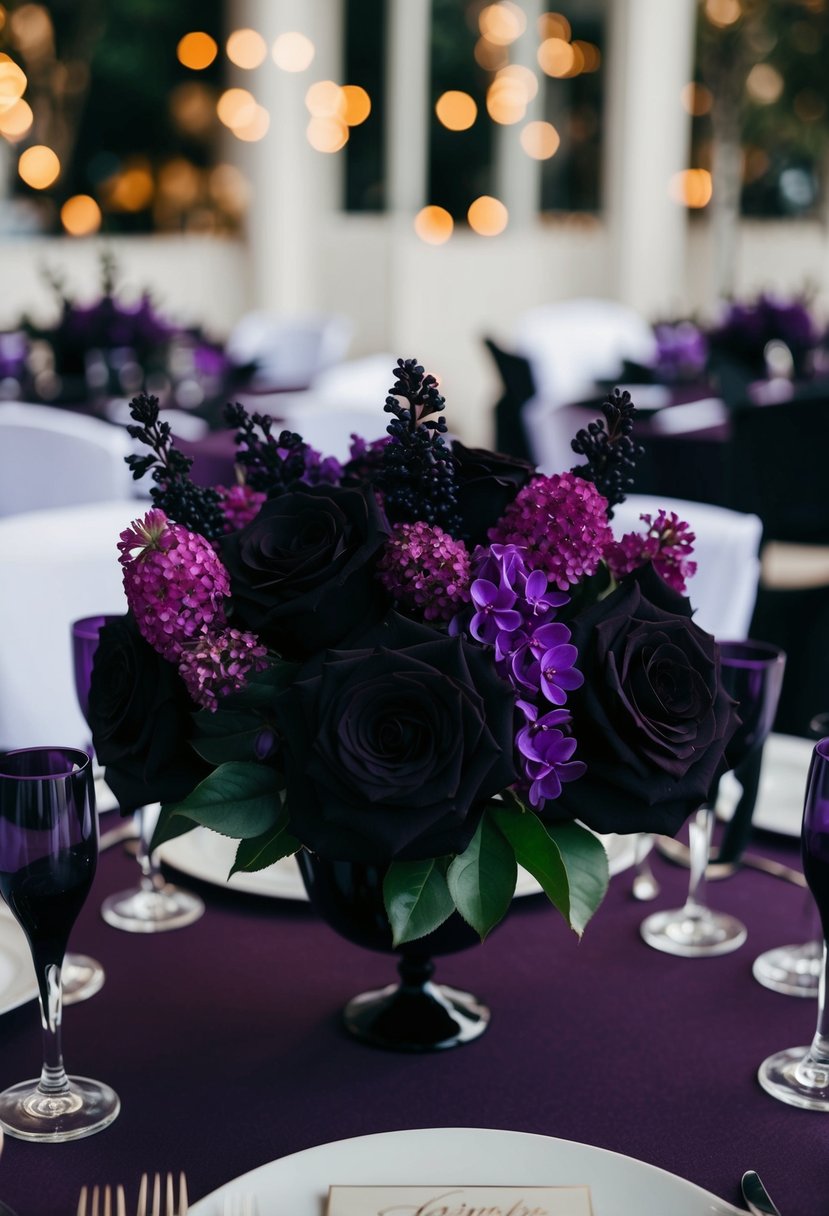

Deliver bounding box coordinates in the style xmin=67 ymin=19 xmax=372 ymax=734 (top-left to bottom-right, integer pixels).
xmin=136 ymin=1172 xmax=189 ymax=1216
xmin=222 ymin=1194 xmax=256 ymax=1216
xmin=76 ymin=1186 xmax=127 ymax=1216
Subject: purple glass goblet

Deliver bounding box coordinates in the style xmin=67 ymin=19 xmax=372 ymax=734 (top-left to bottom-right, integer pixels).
xmin=758 ymin=737 xmax=829 ymax=1109
xmin=0 ymin=747 xmax=120 ymax=1141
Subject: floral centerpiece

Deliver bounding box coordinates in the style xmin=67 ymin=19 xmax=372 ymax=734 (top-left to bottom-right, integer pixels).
xmin=707 ymin=291 xmax=819 ymax=383
xmin=88 ymin=360 xmax=737 ymax=952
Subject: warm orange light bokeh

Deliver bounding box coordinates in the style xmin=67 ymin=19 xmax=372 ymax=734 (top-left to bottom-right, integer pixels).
xmin=680 ymin=82 xmax=713 ymax=116
xmin=0 ymin=59 xmax=27 ymax=112
xmin=520 ymin=120 xmax=560 ymax=160
xmin=217 ymin=87 xmax=257 ymax=130
xmin=537 ymin=37 xmax=575 ymax=77
xmin=305 ymin=80 xmax=346 ymax=118
xmin=18 ymin=144 xmax=59 ymax=189
xmin=272 ymin=32 xmax=315 ymax=72
xmin=342 ymin=85 xmax=371 ymax=126
xmin=226 ymin=28 xmax=267 ymax=70
xmin=705 ymin=0 xmax=741 ymax=26
xmin=306 ymin=116 xmax=349 ymax=153
xmin=176 ymin=32 xmax=218 ymax=71
xmin=106 ymin=164 xmax=154 ymax=211
xmin=414 ymin=205 xmax=454 ymax=245
xmin=473 ymin=36 xmax=509 ymax=71
xmin=60 ymin=194 xmax=102 ymax=236
xmin=0 ymin=97 xmax=32 ymax=139
xmin=435 ymin=90 xmax=477 ymax=131
xmin=468 ymin=195 xmax=509 ymax=236
xmin=573 ymin=41 xmax=601 ymax=72
xmin=486 ymin=78 xmax=527 ymax=125
xmin=233 ymin=104 xmax=270 ymax=142
xmin=479 ymin=2 xmax=526 ymax=46
xmin=538 ymin=12 xmax=571 ymax=41
xmin=669 ymin=169 xmax=713 ymax=208
xmin=496 ymin=64 xmax=538 ymax=101
xmin=746 ymin=63 xmax=784 ymax=105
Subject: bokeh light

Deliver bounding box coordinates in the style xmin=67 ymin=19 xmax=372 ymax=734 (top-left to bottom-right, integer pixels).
xmin=342 ymin=85 xmax=371 ymax=126
xmin=305 ymin=80 xmax=346 ymax=118
xmin=468 ymin=195 xmax=508 ymax=235
xmin=176 ymin=32 xmax=218 ymax=71
xmin=10 ymin=4 xmax=53 ymax=58
xmin=473 ymin=37 xmax=509 ymax=71
xmin=226 ymin=29 xmax=267 ymax=70
xmin=538 ymin=12 xmax=571 ymax=40
xmin=306 ymin=116 xmax=349 ymax=153
xmin=680 ymin=82 xmax=713 ymax=116
xmin=414 ymin=205 xmax=454 ymax=245
xmin=704 ymin=0 xmax=741 ymax=26
xmin=669 ymin=169 xmax=713 ymax=208
xmin=574 ymin=41 xmax=601 ymax=72
xmin=479 ymin=2 xmax=526 ymax=46
xmin=209 ymin=163 xmax=251 ymax=217
xmin=60 ymin=194 xmax=102 ymax=236
xmin=486 ymin=77 xmax=527 ymax=125
xmin=538 ymin=38 xmax=575 ymax=77
xmin=18 ymin=144 xmax=59 ymax=189
xmin=233 ymin=104 xmax=270 ymax=141
xmin=496 ymin=65 xmax=538 ymax=101
xmin=746 ymin=63 xmax=784 ymax=105
xmin=158 ymin=159 xmax=201 ymax=207
xmin=272 ymin=32 xmax=315 ymax=72
xmin=217 ymin=87 xmax=257 ymax=130
xmin=0 ymin=97 xmax=32 ymax=140
xmin=435 ymin=90 xmax=477 ymax=131
xmin=169 ymin=81 xmax=216 ymax=135
xmin=520 ymin=120 xmax=560 ymax=159
xmin=0 ymin=59 xmax=27 ymax=112
xmin=105 ymin=163 xmax=154 ymax=211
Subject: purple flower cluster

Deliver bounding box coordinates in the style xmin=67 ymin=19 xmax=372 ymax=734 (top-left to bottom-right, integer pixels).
xmin=605 ymin=510 xmax=697 ymax=595
xmin=653 ymin=321 xmax=708 ymax=383
xmin=466 ymin=544 xmax=586 ymax=808
xmin=216 ymin=483 xmax=267 ymax=533
xmin=488 ymin=472 xmax=613 ymax=591
xmin=118 ymin=509 xmax=267 ymax=709
xmin=377 ymin=521 xmax=471 ymax=622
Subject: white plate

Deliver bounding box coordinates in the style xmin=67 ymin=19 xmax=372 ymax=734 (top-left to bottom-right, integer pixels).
xmin=157 ymin=830 xmax=644 ymax=903
xmin=0 ymin=908 xmax=37 ymax=1017
xmin=717 ymin=732 xmax=814 ymax=838
xmin=189 ymin=1126 xmax=742 ymax=1216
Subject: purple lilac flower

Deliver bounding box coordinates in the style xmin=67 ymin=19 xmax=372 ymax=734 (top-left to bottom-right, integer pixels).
xmin=377 ymin=521 xmax=471 ymax=623
xmin=469 ymin=578 xmax=522 ymax=645
xmin=299 ymin=446 xmax=343 ymax=486
xmin=178 ymin=628 xmax=269 ymax=711
xmin=515 ymin=701 xmax=586 ymax=808
xmin=653 ymin=321 xmax=708 ymax=383
xmin=605 ymin=510 xmax=697 ymax=595
xmin=488 ymin=472 xmax=614 ymax=591
xmin=216 ymin=483 xmax=267 ymax=533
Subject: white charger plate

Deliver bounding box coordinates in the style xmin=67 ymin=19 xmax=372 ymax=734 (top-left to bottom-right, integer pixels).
xmin=717 ymin=732 xmax=814 ymax=838
xmin=0 ymin=907 xmax=37 ymax=1017
xmin=188 ymin=1126 xmax=742 ymax=1216
xmin=156 ymin=830 xmax=643 ymax=903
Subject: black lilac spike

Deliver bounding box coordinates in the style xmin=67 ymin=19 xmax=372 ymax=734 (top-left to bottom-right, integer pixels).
xmin=570 ymin=387 xmax=643 ymax=516
xmin=224 ymin=402 xmax=309 ymax=495
xmin=378 ymin=358 xmax=462 ymax=537
xmin=125 ymin=393 xmax=225 ymax=540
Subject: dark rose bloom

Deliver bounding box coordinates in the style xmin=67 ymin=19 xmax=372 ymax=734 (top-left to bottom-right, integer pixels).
xmin=87 ymin=614 xmax=207 ymax=812
xmin=219 ymin=484 xmax=389 ymax=658
xmin=452 ymin=441 xmax=536 ymax=545
xmin=273 ymin=612 xmax=517 ymax=863
xmin=553 ymin=565 xmax=738 ymax=836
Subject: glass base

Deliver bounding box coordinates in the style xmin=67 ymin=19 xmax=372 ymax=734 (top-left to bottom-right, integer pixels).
xmin=62 ymin=954 xmax=106 ymax=1006
xmin=640 ymin=906 xmax=747 ymax=957
xmin=344 ymin=980 xmax=490 ymax=1051
xmin=0 ymin=1075 xmax=120 ymax=1142
xmin=758 ymin=1047 xmax=829 ymax=1111
xmin=753 ymin=942 xmax=822 ymax=998
xmin=101 ymin=883 xmax=204 ymax=933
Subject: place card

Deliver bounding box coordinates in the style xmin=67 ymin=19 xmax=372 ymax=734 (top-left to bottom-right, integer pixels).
xmin=326 ymin=1184 xmax=593 ymax=1216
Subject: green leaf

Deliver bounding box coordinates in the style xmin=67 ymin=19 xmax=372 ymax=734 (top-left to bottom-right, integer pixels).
xmin=149 ymin=762 xmax=283 ymax=852
xmin=383 ymin=858 xmax=454 ymax=947
xmin=229 ymin=815 xmax=300 ymax=877
xmin=492 ymin=808 xmax=608 ymax=936
xmin=446 ymin=814 xmax=516 ymax=940
xmin=191 ymin=725 xmax=266 ymax=766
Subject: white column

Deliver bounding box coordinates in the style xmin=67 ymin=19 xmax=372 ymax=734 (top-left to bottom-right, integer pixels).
xmin=603 ymin=0 xmax=697 ymax=318
xmin=231 ymin=0 xmax=343 ymax=314
xmin=494 ymin=0 xmax=544 ymax=229
xmin=384 ymin=0 xmax=431 ymax=216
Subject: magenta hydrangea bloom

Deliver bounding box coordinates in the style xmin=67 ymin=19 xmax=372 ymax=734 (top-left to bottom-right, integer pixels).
xmin=605 ymin=510 xmax=697 ymax=595
xmin=118 ymin=509 xmax=232 ymax=663
xmin=216 ymin=483 xmax=267 ymax=533
xmin=377 ymin=521 xmax=471 ymax=623
xmin=488 ymin=472 xmax=613 ymax=591
xmin=178 ymin=628 xmax=269 ymax=712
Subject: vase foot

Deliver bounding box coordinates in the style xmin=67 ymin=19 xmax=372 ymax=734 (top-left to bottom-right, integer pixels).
xmin=343 ymin=979 xmax=489 ymax=1051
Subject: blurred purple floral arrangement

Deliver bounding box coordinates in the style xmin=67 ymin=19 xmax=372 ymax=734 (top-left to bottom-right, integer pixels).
xmin=707 ymin=291 xmax=820 ymax=378
xmin=652 ymin=320 xmax=709 ymax=384
xmin=87 ymin=361 xmax=737 ymax=945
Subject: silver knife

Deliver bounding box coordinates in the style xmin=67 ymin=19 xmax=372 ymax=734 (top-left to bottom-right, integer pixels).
xmin=742 ymin=1170 xmax=781 ymax=1216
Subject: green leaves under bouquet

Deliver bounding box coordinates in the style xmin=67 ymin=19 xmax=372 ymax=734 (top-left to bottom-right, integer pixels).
xmin=150 ymin=761 xmax=290 ymax=850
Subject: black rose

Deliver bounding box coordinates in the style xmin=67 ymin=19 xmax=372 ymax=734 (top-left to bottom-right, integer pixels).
xmin=220 ymin=484 xmax=389 ymax=658
xmin=273 ymin=612 xmax=516 ymax=862
xmin=452 ymin=441 xmax=535 ymax=545
xmin=553 ymin=565 xmax=738 ymax=836
xmin=87 ymin=614 xmax=208 ymax=812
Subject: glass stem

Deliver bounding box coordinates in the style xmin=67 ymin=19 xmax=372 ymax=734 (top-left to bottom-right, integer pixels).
xmin=796 ymin=940 xmax=829 ymax=1089
xmin=37 ymin=960 xmax=69 ymax=1095
xmin=683 ymin=804 xmax=713 ymax=920
xmin=136 ymin=806 xmax=164 ymax=893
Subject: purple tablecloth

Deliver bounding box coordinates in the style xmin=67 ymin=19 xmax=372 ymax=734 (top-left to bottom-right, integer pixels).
xmin=0 ymin=822 xmax=824 ymax=1216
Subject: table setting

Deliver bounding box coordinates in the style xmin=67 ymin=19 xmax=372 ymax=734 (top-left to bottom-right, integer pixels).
xmin=1 ymin=361 xmax=828 ymax=1215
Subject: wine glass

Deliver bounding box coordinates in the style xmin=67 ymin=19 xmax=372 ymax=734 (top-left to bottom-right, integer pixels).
xmin=641 ymin=640 xmax=786 ymax=957
xmin=751 ymin=709 xmax=827 ymax=998
xmin=0 ymin=747 xmax=120 ymax=1141
xmin=72 ymin=615 xmax=204 ymax=934
xmin=758 ymin=736 xmax=829 ymax=1109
